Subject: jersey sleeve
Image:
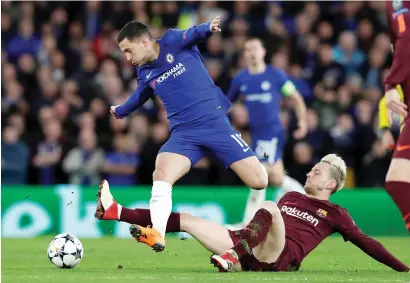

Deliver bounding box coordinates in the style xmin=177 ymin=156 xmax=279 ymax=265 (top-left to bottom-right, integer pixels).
xmin=384 ymin=5 xmax=410 ymax=90
xmin=165 ymin=23 xmax=213 ymax=49
xmin=115 ymin=80 xmax=154 ymax=119
xmin=226 ymin=75 xmax=241 ymax=102
xmin=335 ymin=209 xmax=409 ymax=272
xmin=274 ymin=69 xmax=296 ymax=97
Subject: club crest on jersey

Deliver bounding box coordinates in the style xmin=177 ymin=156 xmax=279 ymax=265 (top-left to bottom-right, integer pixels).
xmin=316 ymin=208 xmax=328 ymax=218
xmin=261 ymin=81 xmax=271 ymax=91
xmin=393 ymin=0 xmax=403 ymax=11
xmin=166 ymin=53 xmax=174 ymax=64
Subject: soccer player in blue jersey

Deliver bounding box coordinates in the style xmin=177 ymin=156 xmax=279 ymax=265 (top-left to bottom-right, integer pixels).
xmin=95 ymin=17 xmax=269 ymax=252
xmin=225 ymin=38 xmax=308 ymax=229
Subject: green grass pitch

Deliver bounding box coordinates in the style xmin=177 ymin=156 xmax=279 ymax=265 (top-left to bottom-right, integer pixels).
xmin=2 ymin=236 xmax=410 ymax=283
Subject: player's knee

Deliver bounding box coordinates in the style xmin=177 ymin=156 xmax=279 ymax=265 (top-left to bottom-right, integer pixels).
xmin=251 ymin=164 xmax=268 ymax=190
xmin=153 ymin=168 xmax=166 ymax=182
xmin=259 ymin=201 xmax=280 ymax=216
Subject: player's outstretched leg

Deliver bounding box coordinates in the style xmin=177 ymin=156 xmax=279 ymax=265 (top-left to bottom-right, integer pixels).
xmin=211 ymin=201 xmax=285 ymax=272
xmin=94 ymin=180 xmax=177 ymax=251
xmin=95 ymin=183 xmax=241 ymax=260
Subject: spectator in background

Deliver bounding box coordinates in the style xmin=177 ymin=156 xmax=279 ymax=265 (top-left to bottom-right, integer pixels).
xmin=361 ymin=139 xmax=390 ymax=187
xmin=1 ymin=127 xmax=29 ymax=185
xmin=357 ymin=18 xmax=375 ymax=53
xmin=313 ymin=86 xmax=339 ymax=130
xmin=83 ymin=1 xmax=102 ymax=40
xmin=62 ymin=129 xmax=104 ymax=185
xmin=312 ymin=44 xmax=345 ymax=89
xmin=332 ymin=31 xmax=365 ymax=76
xmin=1 ymin=13 xmax=13 ymax=49
xmin=17 ymin=54 xmax=38 ymax=104
xmin=102 ymin=134 xmax=139 ymax=186
xmin=2 ymin=80 xmax=29 ymax=117
xmin=7 ymin=19 xmax=42 ymax=63
xmin=316 ymin=20 xmax=335 ymax=45
xmin=330 ymin=113 xmax=355 ymax=166
xmin=361 ymin=47 xmax=386 ymax=90
xmin=32 ymin=121 xmax=66 ymax=185
xmin=304 ymin=108 xmax=333 ymax=162
xmin=290 ymin=141 xmax=314 ymax=185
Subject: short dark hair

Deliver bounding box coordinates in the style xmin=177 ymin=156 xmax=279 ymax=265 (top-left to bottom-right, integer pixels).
xmin=117 ymin=21 xmax=152 ymax=43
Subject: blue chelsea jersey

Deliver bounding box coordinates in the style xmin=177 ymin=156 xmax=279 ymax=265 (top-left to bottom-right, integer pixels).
xmin=116 ymin=23 xmax=231 ymax=130
xmin=226 ymin=66 xmax=294 ymax=129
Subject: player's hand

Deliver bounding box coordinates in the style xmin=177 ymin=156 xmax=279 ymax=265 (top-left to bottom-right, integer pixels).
xmin=385 ymin=88 xmax=408 ymax=124
xmin=110 ymin=105 xmax=120 ymax=119
xmin=210 ymin=16 xmax=222 ymax=33
xmin=381 ymin=129 xmax=395 ymax=150
xmin=293 ymin=121 xmax=308 ymax=140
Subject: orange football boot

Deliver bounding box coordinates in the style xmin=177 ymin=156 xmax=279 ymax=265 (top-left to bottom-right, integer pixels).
xmin=129 ymin=224 xmax=165 ymax=252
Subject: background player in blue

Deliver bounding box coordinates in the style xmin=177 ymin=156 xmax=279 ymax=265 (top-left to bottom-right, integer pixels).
xmin=98 ymin=17 xmax=269 ymax=252
xmin=225 ymin=38 xmax=308 ymax=229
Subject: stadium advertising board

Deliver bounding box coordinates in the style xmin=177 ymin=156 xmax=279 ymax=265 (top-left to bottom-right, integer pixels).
xmin=1 ymin=185 xmax=407 ymax=238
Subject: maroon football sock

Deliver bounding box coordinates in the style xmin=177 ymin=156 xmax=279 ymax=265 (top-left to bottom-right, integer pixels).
xmin=232 ymin=208 xmax=273 ymax=259
xmin=119 ymin=207 xmax=181 ymax=233
xmin=386 ymin=181 xmax=410 ymax=233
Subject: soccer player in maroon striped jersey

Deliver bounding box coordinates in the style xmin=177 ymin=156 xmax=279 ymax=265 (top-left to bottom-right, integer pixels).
xmin=384 ymin=0 xmax=410 ymax=233
xmin=95 ymin=154 xmax=408 ymax=273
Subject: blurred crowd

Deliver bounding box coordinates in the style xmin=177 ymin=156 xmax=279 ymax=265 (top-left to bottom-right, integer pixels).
xmin=1 ymin=1 xmax=397 ymax=187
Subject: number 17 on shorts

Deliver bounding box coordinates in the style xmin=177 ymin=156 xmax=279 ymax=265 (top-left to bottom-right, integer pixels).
xmin=231 ymin=133 xmax=250 ymax=152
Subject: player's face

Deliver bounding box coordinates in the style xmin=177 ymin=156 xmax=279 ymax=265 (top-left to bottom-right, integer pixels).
xmin=243 ymin=40 xmax=266 ymax=66
xmin=119 ymin=38 xmax=149 ymax=66
xmin=304 ymin=162 xmax=335 ymax=195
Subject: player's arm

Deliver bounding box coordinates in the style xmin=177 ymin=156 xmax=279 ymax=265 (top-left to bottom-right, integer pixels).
xmin=226 ymin=76 xmax=241 ymax=102
xmin=169 ymin=16 xmax=221 ymax=49
xmin=113 ymin=81 xmax=154 ymax=119
xmin=337 ymin=210 xmax=409 ymax=272
xmin=279 ymin=73 xmax=307 ymax=139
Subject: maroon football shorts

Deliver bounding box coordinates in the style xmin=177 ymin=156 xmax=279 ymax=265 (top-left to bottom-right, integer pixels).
xmin=393 ymin=118 xmax=410 ymax=160
xmin=228 ymin=229 xmax=300 ymax=272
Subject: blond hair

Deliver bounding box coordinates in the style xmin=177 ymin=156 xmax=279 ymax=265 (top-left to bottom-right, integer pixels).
xmin=320 ymin=154 xmax=347 ymax=192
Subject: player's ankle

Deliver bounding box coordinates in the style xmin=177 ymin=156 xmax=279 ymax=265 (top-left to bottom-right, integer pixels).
xmin=221 ymin=249 xmax=239 ymax=263
xmin=100 ymin=181 xmax=115 ymax=210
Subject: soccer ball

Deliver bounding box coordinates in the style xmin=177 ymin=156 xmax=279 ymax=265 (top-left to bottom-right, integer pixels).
xmin=47 ymin=233 xmax=84 ymax=268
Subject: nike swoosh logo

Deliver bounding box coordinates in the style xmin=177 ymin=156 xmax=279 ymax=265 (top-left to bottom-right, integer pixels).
xmin=146 ymin=70 xmax=153 ymax=79
xmin=397 ymin=145 xmax=410 ymax=151
xmin=243 ymin=147 xmax=250 ymax=152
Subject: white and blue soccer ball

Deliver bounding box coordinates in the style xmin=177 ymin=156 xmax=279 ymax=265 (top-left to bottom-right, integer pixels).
xmin=47 ymin=233 xmax=84 ymax=268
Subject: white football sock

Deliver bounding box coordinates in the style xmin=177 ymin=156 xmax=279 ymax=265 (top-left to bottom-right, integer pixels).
xmin=100 ymin=180 xmax=122 ymax=218
xmin=242 ymin=188 xmax=267 ymax=224
xmin=275 ymin=175 xmax=306 ymax=202
xmin=100 ymin=181 xmax=114 ymax=209
xmin=150 ymin=181 xmax=172 ymax=238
